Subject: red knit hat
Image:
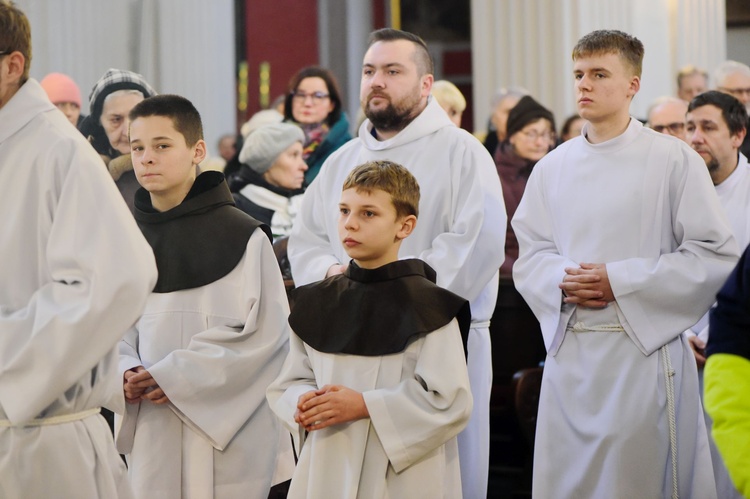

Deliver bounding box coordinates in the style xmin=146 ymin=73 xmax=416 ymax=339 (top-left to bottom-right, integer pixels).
xmin=40 ymin=73 xmax=82 ymax=108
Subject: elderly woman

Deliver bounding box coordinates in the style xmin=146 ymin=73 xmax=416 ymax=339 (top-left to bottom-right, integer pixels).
xmin=78 ymin=68 xmax=157 ymax=211
xmin=284 ymin=66 xmax=351 ymax=184
xmin=495 ymin=95 xmax=556 ymax=275
xmin=230 ymin=123 xmax=308 ymax=240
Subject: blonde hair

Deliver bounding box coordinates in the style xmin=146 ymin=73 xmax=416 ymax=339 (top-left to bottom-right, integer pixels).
xmin=432 ymin=80 xmax=466 ymax=112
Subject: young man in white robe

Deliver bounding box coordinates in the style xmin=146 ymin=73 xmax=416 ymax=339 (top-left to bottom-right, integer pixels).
xmin=0 ymin=3 xmax=157 ymax=497
xmin=683 ymin=89 xmax=750 ymax=499
xmin=287 ymin=28 xmax=505 ymax=499
xmin=268 ymin=160 xmax=473 ymax=498
xmin=512 ymin=29 xmax=740 ymax=498
xmin=116 ymin=95 xmax=294 ymax=498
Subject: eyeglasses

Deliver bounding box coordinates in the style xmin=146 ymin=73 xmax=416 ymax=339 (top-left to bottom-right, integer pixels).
xmin=0 ymin=50 xmax=9 ymax=56
xmin=291 ymin=91 xmax=330 ymax=103
xmin=521 ymin=130 xmax=555 ymax=142
xmin=652 ymin=122 xmax=685 ymax=134
xmin=718 ymin=86 xmax=750 ymax=98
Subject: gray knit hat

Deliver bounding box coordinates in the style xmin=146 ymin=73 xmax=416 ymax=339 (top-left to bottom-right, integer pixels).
xmin=239 ymin=123 xmax=305 ymax=174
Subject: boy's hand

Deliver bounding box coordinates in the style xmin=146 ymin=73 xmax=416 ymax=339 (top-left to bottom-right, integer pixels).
xmin=125 ymin=368 xmax=171 ymax=405
xmin=295 ymin=385 xmax=369 ymax=431
xmin=560 ymin=263 xmax=614 ymax=308
xmin=123 ymin=366 xmax=147 ymax=404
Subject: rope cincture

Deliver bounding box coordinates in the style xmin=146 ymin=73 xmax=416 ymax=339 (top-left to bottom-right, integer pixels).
xmin=0 ymin=407 xmax=100 ymax=427
xmin=660 ymin=345 xmax=679 ymax=499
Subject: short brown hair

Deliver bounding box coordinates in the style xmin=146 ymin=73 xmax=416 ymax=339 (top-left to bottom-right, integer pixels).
xmin=129 ymin=94 xmax=204 ymax=147
xmin=572 ymin=29 xmax=644 ymax=78
xmin=0 ymin=0 xmax=32 ymax=84
xmin=342 ymin=160 xmax=420 ymax=218
xmin=368 ymin=28 xmax=434 ymax=77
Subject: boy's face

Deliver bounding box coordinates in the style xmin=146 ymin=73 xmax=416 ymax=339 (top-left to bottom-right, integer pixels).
xmin=130 ymin=115 xmax=206 ymax=208
xmin=574 ymin=52 xmax=639 ymax=125
xmin=338 ymin=187 xmax=415 ymax=269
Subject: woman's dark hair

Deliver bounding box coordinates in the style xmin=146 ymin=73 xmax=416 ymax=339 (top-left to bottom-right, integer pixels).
xmin=283 ymin=66 xmax=343 ymax=127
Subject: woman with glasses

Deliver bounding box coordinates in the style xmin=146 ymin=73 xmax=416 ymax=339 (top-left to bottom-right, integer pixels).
xmin=283 ymin=66 xmax=352 ymax=184
xmin=494 ymin=95 xmax=556 ymax=275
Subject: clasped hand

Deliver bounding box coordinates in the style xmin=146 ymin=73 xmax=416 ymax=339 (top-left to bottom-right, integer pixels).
xmin=123 ymin=366 xmax=170 ymax=405
xmin=559 ymin=263 xmax=615 ymax=308
xmin=295 ymin=384 xmax=369 ymax=431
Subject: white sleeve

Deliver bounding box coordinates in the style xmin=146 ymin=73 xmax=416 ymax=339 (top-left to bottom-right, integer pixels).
xmin=0 ymin=142 xmax=157 ymax=424
xmin=363 ymin=320 xmax=473 ymax=472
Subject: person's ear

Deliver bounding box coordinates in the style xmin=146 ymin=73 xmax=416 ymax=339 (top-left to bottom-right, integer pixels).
xmin=627 ymin=75 xmax=641 ymax=98
xmin=192 ymin=139 xmax=207 ymax=165
xmin=2 ymin=51 xmax=25 ymax=85
xmin=731 ymin=127 xmax=746 ymax=149
xmin=395 ymin=214 xmax=417 ymax=240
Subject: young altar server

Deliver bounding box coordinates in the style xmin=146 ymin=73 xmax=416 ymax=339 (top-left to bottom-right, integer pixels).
xmin=116 ymin=94 xmax=294 ymax=498
xmin=267 ymin=160 xmax=473 ymax=498
xmin=512 ymin=30 xmax=739 ymax=498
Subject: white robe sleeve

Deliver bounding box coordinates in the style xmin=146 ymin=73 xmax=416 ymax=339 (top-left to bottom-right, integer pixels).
xmin=363 ymin=320 xmax=473 ymax=473
xmin=287 ymin=169 xmax=342 ymax=285
xmin=146 ymin=230 xmax=291 ymax=450
xmin=512 ymin=167 xmax=579 ymax=353
xmin=0 ymin=142 xmax=157 ymax=424
xmin=606 ymin=148 xmax=739 ymax=355
xmin=417 ymin=143 xmax=506 ymax=302
xmin=265 ymin=331 xmax=318 ymax=453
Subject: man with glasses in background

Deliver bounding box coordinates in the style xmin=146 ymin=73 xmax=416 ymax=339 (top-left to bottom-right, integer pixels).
xmin=0 ymin=2 xmax=156 ymax=497
xmin=714 ymin=60 xmax=750 ymax=158
xmin=684 ymin=89 xmax=750 ymax=499
xmin=647 ymin=96 xmax=690 ymax=143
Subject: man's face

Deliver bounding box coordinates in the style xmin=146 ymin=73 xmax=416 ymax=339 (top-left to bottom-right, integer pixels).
xmin=686 ymin=104 xmax=744 ymax=182
xmin=574 ymin=52 xmax=639 ymax=125
xmin=648 ymin=100 xmax=689 ymax=143
xmin=677 ymin=73 xmax=707 ymax=102
xmin=101 ymin=92 xmax=144 ymax=155
xmin=718 ymin=71 xmax=750 ymax=112
xmin=360 ymin=39 xmax=432 ymax=134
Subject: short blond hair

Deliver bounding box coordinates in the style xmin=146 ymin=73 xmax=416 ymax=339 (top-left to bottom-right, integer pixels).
xmin=432 ymin=80 xmax=466 ymax=113
xmin=342 ymin=160 xmax=420 ymax=218
xmin=572 ymin=29 xmax=644 ymax=77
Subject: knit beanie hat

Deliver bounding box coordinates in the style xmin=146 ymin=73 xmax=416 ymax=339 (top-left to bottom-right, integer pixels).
xmin=87 ymin=68 xmax=157 ymax=122
xmin=505 ymin=95 xmax=555 ymax=139
xmin=239 ymin=123 xmax=305 ymax=174
xmin=240 ymin=109 xmax=284 ymax=138
xmin=40 ymin=73 xmax=82 ymax=107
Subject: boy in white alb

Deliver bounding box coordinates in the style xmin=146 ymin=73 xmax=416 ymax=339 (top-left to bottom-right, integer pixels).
xmin=512 ymin=30 xmax=739 ymax=498
xmin=268 ymin=160 xmax=473 ymax=498
xmin=117 ymin=94 xmax=294 ymax=498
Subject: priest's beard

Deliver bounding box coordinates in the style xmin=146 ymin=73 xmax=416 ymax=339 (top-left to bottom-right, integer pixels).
xmin=362 ymin=89 xmax=422 ymax=134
